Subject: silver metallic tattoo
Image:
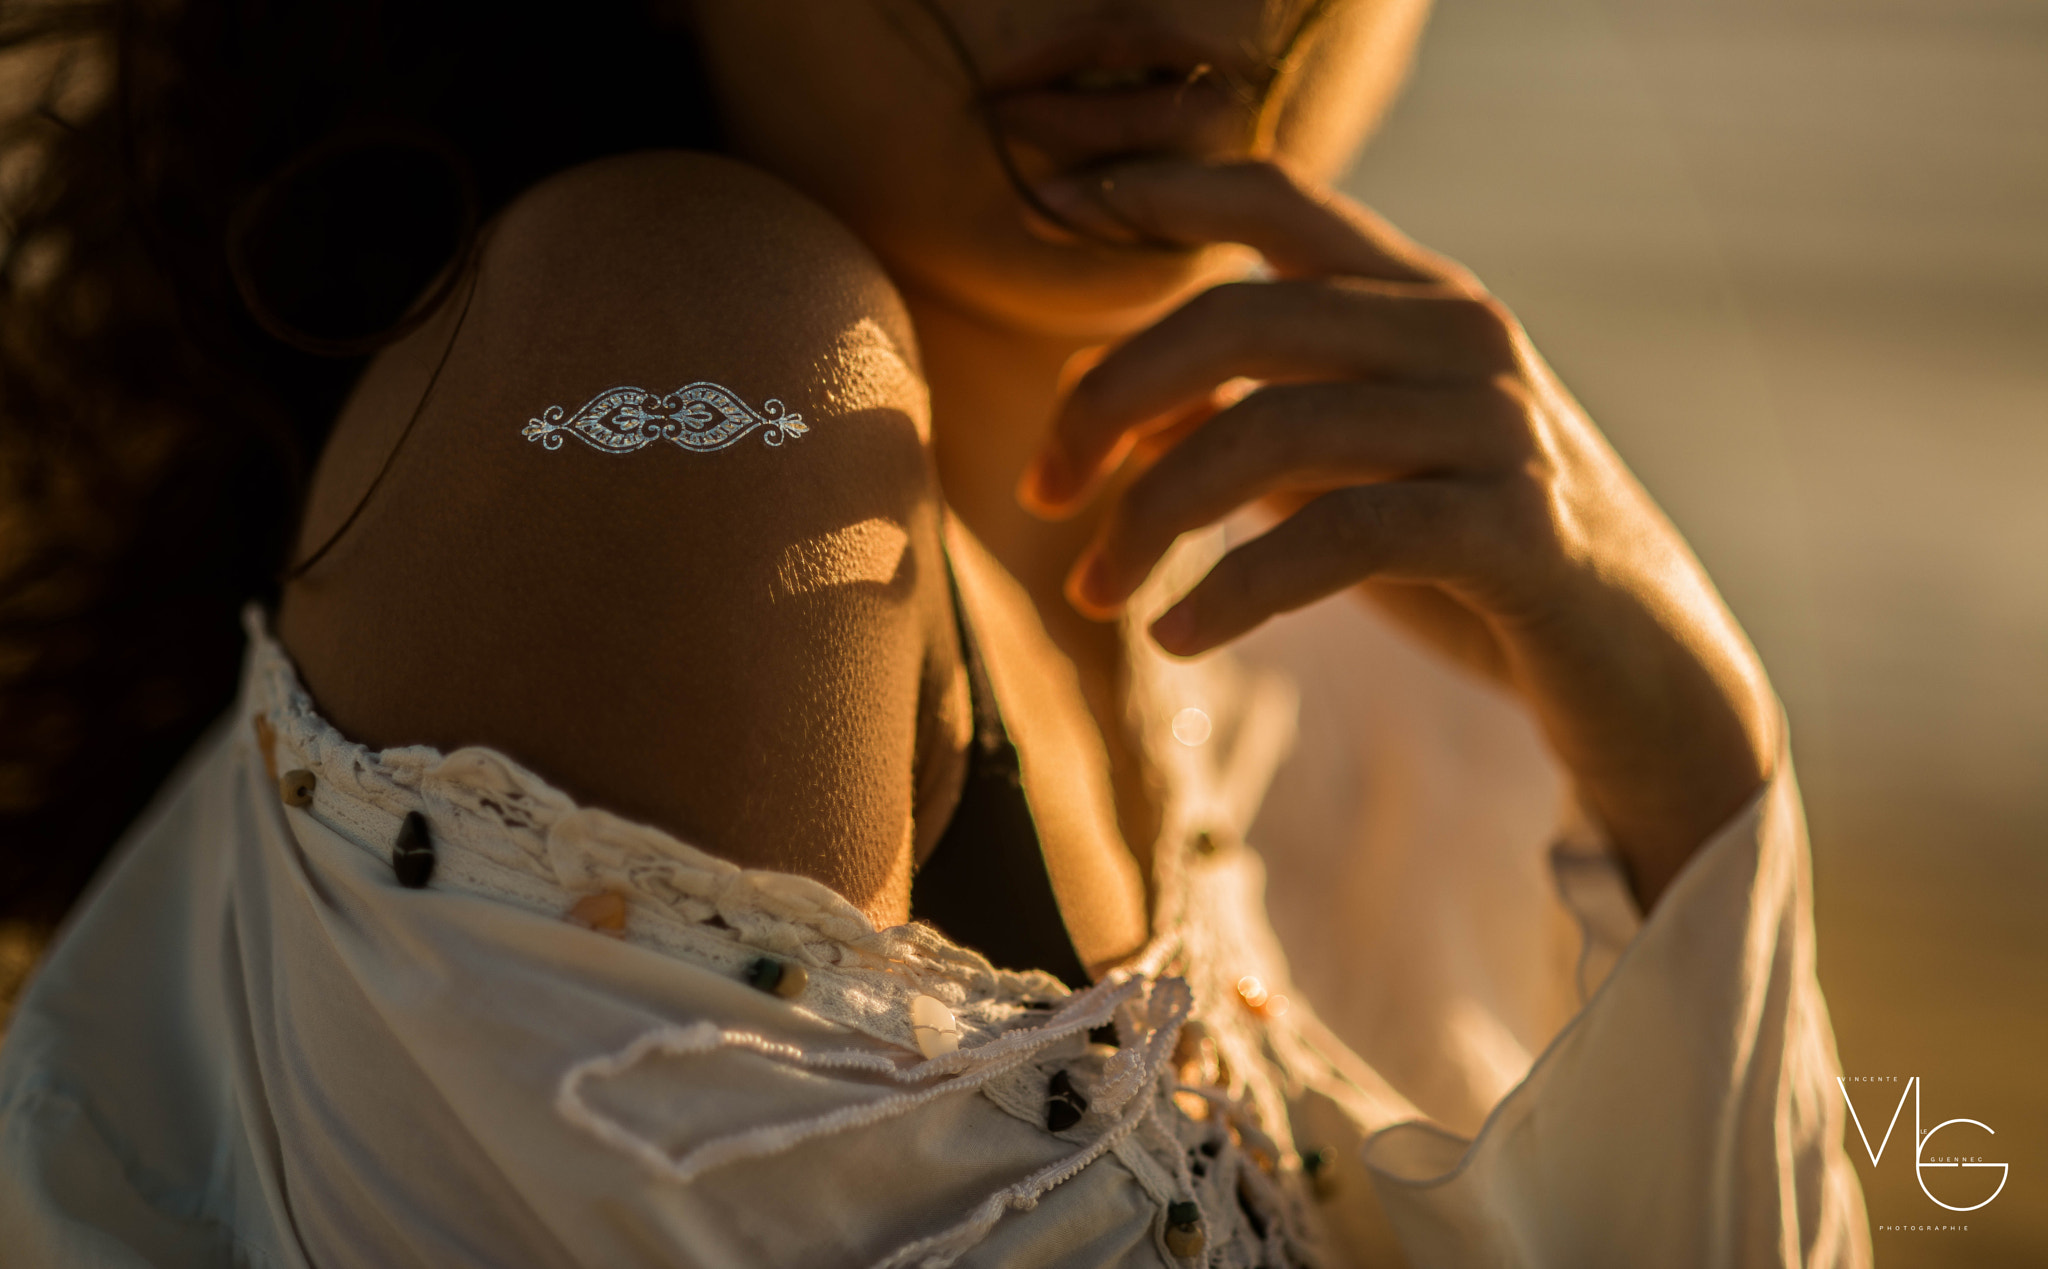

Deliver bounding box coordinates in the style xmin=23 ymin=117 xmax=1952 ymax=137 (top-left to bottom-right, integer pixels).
xmin=523 ymin=383 xmax=808 ymax=454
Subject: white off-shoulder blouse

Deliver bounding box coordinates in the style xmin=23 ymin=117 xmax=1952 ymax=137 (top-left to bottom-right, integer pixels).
xmin=0 ymin=523 xmax=1871 ymax=1267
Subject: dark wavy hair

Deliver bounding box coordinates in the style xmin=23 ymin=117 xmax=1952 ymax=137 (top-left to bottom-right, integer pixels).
xmin=0 ymin=0 xmax=1332 ymax=952
xmin=0 ymin=0 xmax=721 ymax=937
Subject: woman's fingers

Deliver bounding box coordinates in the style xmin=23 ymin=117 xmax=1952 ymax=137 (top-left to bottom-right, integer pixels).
xmin=1065 ymin=379 xmax=1536 ymax=616
xmin=1023 ymin=162 xmax=1781 ymax=909
xmin=1033 ymin=158 xmax=1451 ymax=285
xmin=1028 ymin=279 xmax=1520 ymax=511
xmin=1146 ymin=481 xmax=1485 ymax=657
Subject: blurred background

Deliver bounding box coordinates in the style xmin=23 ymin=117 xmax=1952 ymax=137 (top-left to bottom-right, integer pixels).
xmin=0 ymin=0 xmax=2034 ymax=1261
xmin=1340 ymin=0 xmax=2045 ymax=1262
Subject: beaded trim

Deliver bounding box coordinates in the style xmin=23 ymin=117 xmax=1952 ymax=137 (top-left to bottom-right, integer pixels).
xmin=242 ymin=606 xmax=1067 ymax=1058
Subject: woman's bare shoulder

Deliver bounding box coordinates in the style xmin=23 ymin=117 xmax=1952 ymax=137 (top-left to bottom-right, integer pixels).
xmin=278 ymin=151 xmax=962 ymax=924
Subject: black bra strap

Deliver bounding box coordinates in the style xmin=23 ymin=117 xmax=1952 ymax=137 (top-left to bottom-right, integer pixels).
xmin=911 ymin=529 xmax=1092 ymax=990
xmin=940 ymin=531 xmax=1015 ymax=764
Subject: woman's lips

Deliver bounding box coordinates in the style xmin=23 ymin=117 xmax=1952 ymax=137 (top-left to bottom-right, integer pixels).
xmin=981 ymin=27 xmax=1267 ymax=166
xmin=988 ymin=77 xmax=1255 ymax=166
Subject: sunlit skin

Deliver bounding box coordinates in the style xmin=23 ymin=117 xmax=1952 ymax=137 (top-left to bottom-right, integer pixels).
xmin=280 ymin=0 xmax=1774 ymax=956
xmin=687 ymin=0 xmax=1779 ymax=914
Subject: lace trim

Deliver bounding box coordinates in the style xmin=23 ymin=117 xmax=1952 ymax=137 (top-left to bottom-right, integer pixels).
xmin=241 ymin=606 xmax=1068 ymax=1057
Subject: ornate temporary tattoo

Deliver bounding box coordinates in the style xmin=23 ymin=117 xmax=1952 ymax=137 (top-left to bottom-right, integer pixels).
xmin=522 ymin=383 xmax=808 ymax=454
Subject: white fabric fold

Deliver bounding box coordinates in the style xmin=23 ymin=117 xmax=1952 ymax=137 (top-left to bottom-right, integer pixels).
xmin=0 ymin=528 xmax=1870 ymax=1267
xmin=1360 ymin=761 xmax=1870 ymax=1267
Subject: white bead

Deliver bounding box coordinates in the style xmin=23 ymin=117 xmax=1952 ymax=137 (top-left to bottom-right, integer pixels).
xmin=1171 ymin=707 xmax=1212 ymax=746
xmin=909 ymin=993 xmax=962 ymax=1058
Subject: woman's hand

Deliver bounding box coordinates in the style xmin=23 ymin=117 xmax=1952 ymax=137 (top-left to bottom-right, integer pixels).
xmin=1017 ymin=159 xmax=1779 ymax=911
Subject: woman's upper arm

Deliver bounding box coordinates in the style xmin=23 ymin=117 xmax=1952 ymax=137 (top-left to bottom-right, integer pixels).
xmin=278 ymin=151 xmax=964 ymax=924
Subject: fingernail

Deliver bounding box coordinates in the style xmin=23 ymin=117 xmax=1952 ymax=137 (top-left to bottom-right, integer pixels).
xmin=1029 ymin=176 xmax=1128 ymax=240
xmin=1071 ymin=549 xmax=1116 ymax=611
xmin=1031 ymin=175 xmax=1094 ymax=219
xmin=1021 ymin=448 xmax=1073 ymax=509
xmin=1150 ymin=603 xmax=1198 ymax=655
xmin=1020 ymin=200 xmax=1083 ymax=244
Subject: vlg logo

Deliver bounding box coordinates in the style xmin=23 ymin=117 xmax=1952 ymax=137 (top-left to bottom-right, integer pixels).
xmin=1838 ymin=1077 xmax=2009 ymax=1212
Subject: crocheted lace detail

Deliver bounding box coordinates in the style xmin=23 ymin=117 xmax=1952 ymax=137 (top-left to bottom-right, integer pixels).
xmin=241 ymin=606 xmax=1068 ymax=1055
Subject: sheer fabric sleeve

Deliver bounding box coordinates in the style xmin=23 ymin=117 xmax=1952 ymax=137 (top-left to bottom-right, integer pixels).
xmin=1361 ymin=743 xmax=1872 ymax=1267
xmin=1228 ymin=584 xmax=1870 ymax=1266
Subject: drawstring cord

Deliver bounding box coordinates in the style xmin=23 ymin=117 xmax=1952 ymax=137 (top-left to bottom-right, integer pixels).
xmin=872 ymin=978 xmax=1193 ymax=1269
xmin=557 ymin=973 xmax=1140 ymax=1184
xmin=557 ymin=972 xmax=1194 ymax=1269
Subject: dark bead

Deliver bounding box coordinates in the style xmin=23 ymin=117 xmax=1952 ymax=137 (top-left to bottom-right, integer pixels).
xmin=1046 ymin=1097 xmax=1083 ymax=1133
xmin=278 ymin=769 xmax=316 ymax=808
xmin=1164 ymin=1199 xmax=1206 ymax=1258
xmin=1302 ymin=1146 xmax=1340 ymax=1200
xmin=775 ymin=962 xmax=808 ymax=998
xmin=392 ymin=811 xmax=435 ymax=888
xmin=745 ymin=955 xmax=809 ymax=998
xmin=745 ymin=956 xmax=783 ymax=993
xmin=1046 ymin=1068 xmax=1088 ymax=1132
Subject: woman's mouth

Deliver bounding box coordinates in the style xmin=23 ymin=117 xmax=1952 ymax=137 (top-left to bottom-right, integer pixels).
xmin=981 ymin=27 xmax=1269 ymax=168
xmin=1051 ymin=65 xmax=1207 ymax=92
